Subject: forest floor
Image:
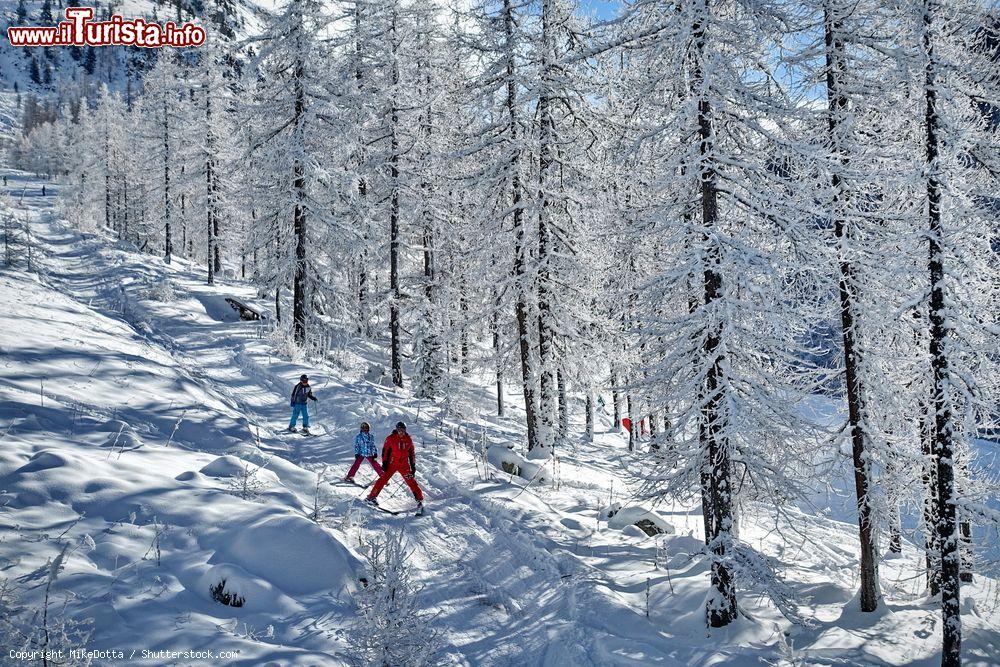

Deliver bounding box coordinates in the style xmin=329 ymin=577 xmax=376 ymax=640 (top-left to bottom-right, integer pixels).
xmin=1 ymin=166 xmax=998 ymax=666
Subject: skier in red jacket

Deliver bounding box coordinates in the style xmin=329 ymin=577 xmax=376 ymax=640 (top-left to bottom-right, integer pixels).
xmin=366 ymin=421 xmax=423 ymax=511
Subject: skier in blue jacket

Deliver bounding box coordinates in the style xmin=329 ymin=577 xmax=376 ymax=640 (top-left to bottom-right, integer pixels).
xmin=288 ymin=374 xmax=317 ymax=433
xmin=343 ymin=421 xmax=384 ymax=481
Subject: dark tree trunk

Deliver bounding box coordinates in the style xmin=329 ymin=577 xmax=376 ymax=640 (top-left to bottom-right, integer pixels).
xmin=504 ymin=0 xmax=538 ymax=452
xmin=162 ymin=96 xmax=172 ymax=263
xmin=388 ymin=4 xmax=403 ymax=387
xmin=354 ymin=5 xmax=371 ymax=339
xmin=611 ymin=367 xmax=621 ymax=429
xmin=273 ymin=228 xmax=281 ymax=323
xmin=923 ymin=409 xmax=942 ymax=595
xmin=921 ymin=402 xmax=942 ymax=594
xmin=923 ymin=5 xmax=961 ymax=664
xmin=535 ymin=0 xmax=557 ymax=456
xmin=585 ymin=390 xmax=594 ymax=442
xmin=180 ymin=182 xmax=187 ymax=256
xmin=214 ymin=217 xmax=222 ymax=275
xmin=626 ymin=392 xmax=635 ymax=452
xmin=557 ymin=367 xmax=568 ymax=445
xmin=494 ymin=290 xmax=504 ymax=417
xmin=292 ymin=22 xmax=307 ymax=344
xmin=460 ymin=292 xmax=470 ymax=375
xmin=104 ymin=126 xmax=112 ymax=232
xmin=413 ymin=43 xmax=439 ymax=398
xmin=960 ymin=521 xmax=973 ymax=583
xmin=693 ymin=0 xmax=736 ymax=627
xmin=205 ymin=83 xmax=217 ymax=287
xmin=824 ymin=2 xmax=879 ymax=612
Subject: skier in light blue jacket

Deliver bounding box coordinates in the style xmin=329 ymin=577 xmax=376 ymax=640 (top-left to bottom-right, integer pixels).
xmin=344 ymin=422 xmax=384 ymax=482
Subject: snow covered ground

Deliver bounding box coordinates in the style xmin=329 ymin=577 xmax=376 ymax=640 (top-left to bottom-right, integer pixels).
xmin=1 ymin=167 xmax=998 ymax=665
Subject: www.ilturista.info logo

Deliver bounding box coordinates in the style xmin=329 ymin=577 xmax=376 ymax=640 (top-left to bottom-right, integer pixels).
xmin=7 ymin=7 xmax=206 ymax=48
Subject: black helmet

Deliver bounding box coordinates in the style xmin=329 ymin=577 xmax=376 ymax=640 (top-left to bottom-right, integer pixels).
xmin=396 ymin=421 xmax=406 ymax=430
xmin=300 ymin=374 xmax=309 ymax=382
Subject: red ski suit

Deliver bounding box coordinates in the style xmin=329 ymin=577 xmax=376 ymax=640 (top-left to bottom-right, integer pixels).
xmin=368 ymin=432 xmax=423 ymax=502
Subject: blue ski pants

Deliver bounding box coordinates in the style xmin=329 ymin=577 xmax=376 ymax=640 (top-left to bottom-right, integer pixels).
xmin=289 ymin=404 xmax=310 ymax=428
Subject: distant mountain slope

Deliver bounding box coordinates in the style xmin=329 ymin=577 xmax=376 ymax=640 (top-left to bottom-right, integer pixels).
xmin=0 ymin=0 xmax=274 ymax=138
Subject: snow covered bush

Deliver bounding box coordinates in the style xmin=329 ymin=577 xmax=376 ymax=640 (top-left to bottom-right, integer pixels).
xmin=267 ymin=324 xmax=303 ymax=362
xmin=352 ymin=529 xmax=439 ymax=667
xmin=0 ymin=545 xmax=93 ymax=666
xmin=226 ymin=458 xmax=270 ymax=501
xmin=144 ymin=277 xmax=176 ymax=303
xmin=209 ymin=579 xmax=246 ymax=608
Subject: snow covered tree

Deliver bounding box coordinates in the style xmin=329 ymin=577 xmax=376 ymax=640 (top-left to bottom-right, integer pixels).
xmin=242 ymin=0 xmax=332 ymax=341
xmin=139 ymin=54 xmax=186 ymax=263
xmin=608 ymin=0 xmax=831 ymax=627
xmin=353 ymin=529 xmax=439 ymax=666
xmin=911 ymin=1 xmax=1000 ymax=662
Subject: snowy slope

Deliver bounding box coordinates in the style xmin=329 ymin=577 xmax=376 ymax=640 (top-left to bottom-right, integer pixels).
xmin=1 ymin=166 xmax=999 ymax=665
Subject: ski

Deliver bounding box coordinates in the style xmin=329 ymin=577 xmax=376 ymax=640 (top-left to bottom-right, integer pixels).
xmin=275 ymin=428 xmax=318 ymax=437
xmin=358 ymin=499 xmax=423 ymax=517
xmin=333 ymin=479 xmax=371 ymax=489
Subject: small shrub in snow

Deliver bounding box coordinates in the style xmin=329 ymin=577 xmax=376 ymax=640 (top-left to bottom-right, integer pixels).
xmin=0 ymin=545 xmax=93 ymax=666
xmin=145 ymin=277 xmax=176 ymax=302
xmin=267 ymin=326 xmax=302 ymax=362
xmin=226 ymin=458 xmax=269 ymax=501
xmin=308 ymin=466 xmax=332 ymax=524
xmin=209 ymin=579 xmax=245 ymax=608
xmin=352 ymin=529 xmax=440 ymax=667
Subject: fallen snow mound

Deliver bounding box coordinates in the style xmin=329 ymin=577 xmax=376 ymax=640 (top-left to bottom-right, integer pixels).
xmin=486 ymin=445 xmax=547 ymax=483
xmin=195 ymin=562 xmax=295 ymax=613
xmin=601 ymin=503 xmax=675 ymax=537
xmin=200 ymin=454 xmax=278 ymax=483
xmin=207 ymin=513 xmax=364 ymax=597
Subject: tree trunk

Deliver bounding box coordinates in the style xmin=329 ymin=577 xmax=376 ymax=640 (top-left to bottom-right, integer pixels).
xmin=460 ymin=291 xmax=470 ymax=375
xmin=415 ymin=45 xmax=439 ymax=398
xmin=104 ymin=124 xmax=112 ymax=231
xmin=534 ymin=0 xmax=558 ymax=457
xmin=504 ymin=0 xmax=538 ymax=452
xmin=387 ymin=3 xmax=403 ymax=386
xmin=214 ymin=217 xmax=222 ymax=275
xmin=960 ymin=520 xmax=973 ymax=583
xmin=585 ymin=390 xmax=594 ymax=442
xmin=693 ymin=0 xmax=736 ymax=627
xmin=923 ymin=5 xmax=961 ymax=663
xmin=354 ymin=5 xmax=371 ymax=339
xmin=611 ymin=367 xmax=621 ymax=429
xmin=626 ymin=392 xmax=635 ymax=452
xmin=557 ymin=367 xmax=568 ymax=445
xmin=292 ymin=22 xmax=307 ymax=344
xmin=205 ymin=82 xmax=217 ymax=287
xmin=824 ymin=2 xmax=880 ymax=612
xmin=922 ymin=402 xmax=942 ymax=595
xmin=494 ymin=290 xmax=505 ymax=417
xmin=162 ymin=96 xmax=172 ymax=263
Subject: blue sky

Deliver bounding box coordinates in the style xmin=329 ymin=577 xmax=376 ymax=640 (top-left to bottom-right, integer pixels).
xmin=578 ymin=0 xmax=621 ymax=20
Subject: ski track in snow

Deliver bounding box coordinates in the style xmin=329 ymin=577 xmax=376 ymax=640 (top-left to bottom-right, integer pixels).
xmin=1 ymin=168 xmax=998 ymax=666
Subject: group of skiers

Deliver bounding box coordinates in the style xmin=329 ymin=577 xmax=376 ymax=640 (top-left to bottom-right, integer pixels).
xmin=288 ymin=375 xmax=424 ymax=511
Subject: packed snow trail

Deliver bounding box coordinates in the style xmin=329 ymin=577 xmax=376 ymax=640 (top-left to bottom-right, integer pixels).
xmin=0 ymin=171 xmax=690 ymax=665
xmin=2 ymin=168 xmax=998 ymax=666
